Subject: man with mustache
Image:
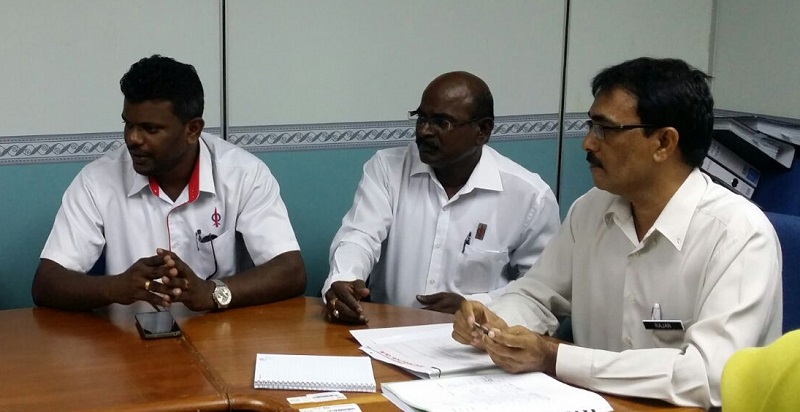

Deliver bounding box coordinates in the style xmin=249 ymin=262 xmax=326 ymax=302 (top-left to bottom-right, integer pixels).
xmin=322 ymin=71 xmax=560 ymax=323
xmin=452 ymin=58 xmax=782 ymax=409
xmin=32 ymin=55 xmax=306 ymax=311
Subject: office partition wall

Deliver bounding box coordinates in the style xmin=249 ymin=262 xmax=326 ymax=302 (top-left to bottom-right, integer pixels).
xmin=712 ymin=0 xmax=800 ymax=119
xmin=2 ymin=0 xmax=777 ymax=309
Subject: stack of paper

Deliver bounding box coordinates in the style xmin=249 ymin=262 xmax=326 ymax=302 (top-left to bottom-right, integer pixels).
xmin=350 ymin=323 xmax=498 ymax=379
xmin=382 ymin=372 xmax=613 ymax=412
xmin=713 ymin=118 xmax=795 ymax=168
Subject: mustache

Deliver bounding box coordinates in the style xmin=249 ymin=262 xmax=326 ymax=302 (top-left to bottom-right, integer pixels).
xmin=586 ymin=152 xmax=602 ymax=168
xmin=128 ymin=148 xmax=149 ymax=157
xmin=416 ymin=139 xmax=439 ymax=150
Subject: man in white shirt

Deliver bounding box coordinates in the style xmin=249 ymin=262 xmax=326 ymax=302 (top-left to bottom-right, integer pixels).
xmin=32 ymin=55 xmax=306 ymax=311
xmin=452 ymin=57 xmax=782 ymax=409
xmin=322 ymin=71 xmax=560 ymax=322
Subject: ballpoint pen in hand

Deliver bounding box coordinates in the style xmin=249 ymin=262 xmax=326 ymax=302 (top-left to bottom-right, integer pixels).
xmin=473 ymin=321 xmax=490 ymax=335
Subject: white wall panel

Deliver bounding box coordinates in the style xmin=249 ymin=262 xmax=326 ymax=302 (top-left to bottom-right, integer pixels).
xmin=712 ymin=0 xmax=800 ymax=119
xmin=565 ymin=0 xmax=713 ymax=112
xmin=226 ymin=0 xmax=565 ymax=126
xmin=0 ymin=0 xmax=221 ymax=137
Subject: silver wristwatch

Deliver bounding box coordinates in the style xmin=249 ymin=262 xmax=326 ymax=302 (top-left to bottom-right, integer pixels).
xmin=211 ymin=279 xmax=232 ymax=309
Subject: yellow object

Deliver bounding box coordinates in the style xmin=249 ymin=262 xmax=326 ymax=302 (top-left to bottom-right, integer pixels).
xmin=721 ymin=330 xmax=800 ymax=411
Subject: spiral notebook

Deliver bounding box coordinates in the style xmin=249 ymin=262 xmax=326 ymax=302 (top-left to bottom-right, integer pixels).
xmin=253 ymin=353 xmax=376 ymax=393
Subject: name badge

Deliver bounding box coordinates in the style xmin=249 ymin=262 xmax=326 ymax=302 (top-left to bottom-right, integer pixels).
xmin=642 ymin=320 xmax=685 ymax=330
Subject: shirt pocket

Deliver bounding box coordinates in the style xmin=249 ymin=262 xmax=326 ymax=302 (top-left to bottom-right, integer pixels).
xmin=455 ymin=244 xmax=510 ymax=294
xmin=650 ymin=317 xmax=693 ymax=348
xmin=194 ymin=229 xmax=236 ymax=279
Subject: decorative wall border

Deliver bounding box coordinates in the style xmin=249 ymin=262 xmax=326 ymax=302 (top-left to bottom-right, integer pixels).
xmin=0 ymin=114 xmax=590 ymax=165
xmin=3 ymin=110 xmax=796 ymax=166
xmin=229 ymin=113 xmax=589 ymax=153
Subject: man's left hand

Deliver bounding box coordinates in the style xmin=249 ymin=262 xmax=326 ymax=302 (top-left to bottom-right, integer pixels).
xmin=416 ymin=292 xmax=465 ymax=314
xmin=482 ymin=325 xmax=559 ymax=376
xmin=157 ymin=248 xmax=215 ymax=311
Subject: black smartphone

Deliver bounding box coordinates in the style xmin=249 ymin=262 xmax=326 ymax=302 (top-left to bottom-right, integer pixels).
xmin=135 ymin=311 xmax=181 ymax=339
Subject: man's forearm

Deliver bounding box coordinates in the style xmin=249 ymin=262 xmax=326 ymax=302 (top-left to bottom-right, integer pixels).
xmin=224 ymin=250 xmax=306 ymax=308
xmin=32 ymin=259 xmax=118 ymax=311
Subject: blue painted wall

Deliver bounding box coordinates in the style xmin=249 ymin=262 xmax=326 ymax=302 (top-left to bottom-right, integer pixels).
xmin=0 ymin=161 xmax=85 ymax=309
xmin=0 ymin=138 xmax=591 ymax=310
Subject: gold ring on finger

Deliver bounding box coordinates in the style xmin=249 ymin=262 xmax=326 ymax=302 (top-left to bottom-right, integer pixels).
xmin=144 ymin=280 xmax=151 ymax=291
xmin=332 ymin=309 xmax=340 ymax=318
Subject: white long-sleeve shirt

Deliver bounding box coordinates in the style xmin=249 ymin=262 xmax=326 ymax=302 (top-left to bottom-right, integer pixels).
xmin=322 ymin=143 xmax=560 ymax=308
xmin=490 ymin=169 xmax=783 ymax=409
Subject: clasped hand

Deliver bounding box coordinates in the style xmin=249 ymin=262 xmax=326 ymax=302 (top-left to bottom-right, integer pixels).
xmin=452 ymin=300 xmax=559 ymax=376
xmin=116 ymin=248 xmax=215 ymax=311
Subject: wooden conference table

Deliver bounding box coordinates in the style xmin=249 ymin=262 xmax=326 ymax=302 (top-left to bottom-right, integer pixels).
xmin=0 ymin=297 xmax=702 ymax=412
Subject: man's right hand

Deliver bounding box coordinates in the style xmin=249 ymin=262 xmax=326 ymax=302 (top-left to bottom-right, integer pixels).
xmin=324 ymin=280 xmax=370 ymax=324
xmin=452 ymin=300 xmax=508 ymax=349
xmin=112 ymin=254 xmax=176 ymax=308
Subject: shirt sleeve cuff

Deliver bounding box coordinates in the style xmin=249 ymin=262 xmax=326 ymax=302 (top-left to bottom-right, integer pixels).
xmin=555 ymin=343 xmax=594 ymax=389
xmin=465 ymin=292 xmax=491 ymax=305
xmin=39 ymin=251 xmax=89 ymax=273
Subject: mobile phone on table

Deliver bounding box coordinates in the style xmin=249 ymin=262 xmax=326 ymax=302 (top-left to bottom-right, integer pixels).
xmin=135 ymin=311 xmax=181 ymax=339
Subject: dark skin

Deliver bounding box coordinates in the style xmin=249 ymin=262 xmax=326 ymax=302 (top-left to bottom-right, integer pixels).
xmin=32 ymin=99 xmax=306 ymax=311
xmin=325 ymin=72 xmax=494 ymax=323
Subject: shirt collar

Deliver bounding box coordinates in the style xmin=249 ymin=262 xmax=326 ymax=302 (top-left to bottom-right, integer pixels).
xmin=126 ymin=134 xmax=217 ymax=201
xmin=649 ymin=168 xmax=706 ymax=251
xmin=409 ymin=144 xmax=503 ymax=193
xmin=604 ymin=168 xmax=706 ymax=251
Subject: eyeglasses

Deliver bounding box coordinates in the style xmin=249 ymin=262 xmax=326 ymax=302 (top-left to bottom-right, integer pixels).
xmin=196 ymin=230 xmax=218 ymax=279
xmin=586 ymin=119 xmax=662 ymax=141
xmin=409 ymin=110 xmax=482 ymax=132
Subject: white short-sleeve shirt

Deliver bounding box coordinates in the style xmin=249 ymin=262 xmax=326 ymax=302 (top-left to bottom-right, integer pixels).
xmin=41 ymin=133 xmax=300 ymax=279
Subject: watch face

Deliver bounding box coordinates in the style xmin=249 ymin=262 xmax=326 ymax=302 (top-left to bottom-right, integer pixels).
xmin=214 ymin=284 xmax=232 ymax=306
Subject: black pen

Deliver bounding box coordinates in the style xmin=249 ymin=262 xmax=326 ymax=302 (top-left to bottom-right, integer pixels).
xmin=462 ymin=231 xmax=472 ymax=253
xmin=473 ymin=321 xmax=490 ymax=335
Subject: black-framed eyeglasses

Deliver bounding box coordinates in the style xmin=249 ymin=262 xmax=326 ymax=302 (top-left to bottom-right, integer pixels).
xmin=195 ymin=230 xmax=218 ymax=279
xmin=409 ymin=110 xmax=483 ymax=132
xmin=586 ymin=119 xmax=663 ymax=141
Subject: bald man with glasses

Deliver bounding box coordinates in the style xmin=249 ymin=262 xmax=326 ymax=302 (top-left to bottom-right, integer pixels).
xmin=322 ymin=71 xmax=560 ymax=323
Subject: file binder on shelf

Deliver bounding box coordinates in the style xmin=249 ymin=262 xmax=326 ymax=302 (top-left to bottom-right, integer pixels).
xmin=701 ymin=157 xmax=755 ymax=199
xmin=707 ymin=138 xmax=760 ymax=187
xmin=713 ymin=118 xmax=794 ymax=169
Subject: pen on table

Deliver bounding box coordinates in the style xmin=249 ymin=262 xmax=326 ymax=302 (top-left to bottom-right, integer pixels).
xmin=462 ymin=231 xmax=472 ymax=253
xmin=473 ymin=321 xmax=490 ymax=335
xmin=651 ymin=303 xmax=662 ymax=321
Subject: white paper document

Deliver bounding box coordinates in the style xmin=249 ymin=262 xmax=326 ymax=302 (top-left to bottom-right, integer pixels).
xmin=350 ymin=323 xmax=498 ymax=378
xmin=381 ymin=372 xmax=613 ymax=412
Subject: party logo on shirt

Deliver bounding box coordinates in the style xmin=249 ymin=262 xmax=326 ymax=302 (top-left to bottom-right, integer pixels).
xmin=212 ymin=208 xmax=222 ymax=227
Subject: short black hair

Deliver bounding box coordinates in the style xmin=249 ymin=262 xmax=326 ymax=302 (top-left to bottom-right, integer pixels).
xmin=591 ymin=57 xmax=713 ymax=168
xmin=120 ymin=55 xmax=204 ymax=123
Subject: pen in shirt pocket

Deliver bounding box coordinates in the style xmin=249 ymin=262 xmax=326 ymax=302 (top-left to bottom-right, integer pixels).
xmin=461 ymin=231 xmax=472 ymax=253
